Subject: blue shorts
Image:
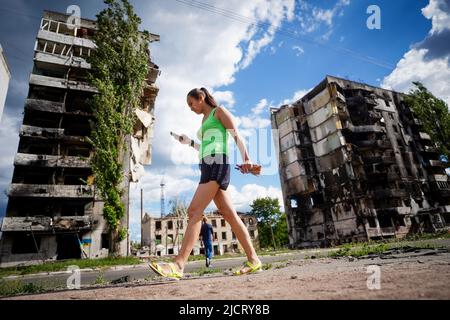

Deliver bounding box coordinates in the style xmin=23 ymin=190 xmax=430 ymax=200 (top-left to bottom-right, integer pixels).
xmin=199 ymin=154 xmax=230 ymax=190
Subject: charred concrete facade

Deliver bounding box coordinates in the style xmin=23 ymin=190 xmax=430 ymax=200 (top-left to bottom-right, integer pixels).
xmin=142 ymin=211 xmax=259 ymax=257
xmin=0 ymin=11 xmax=160 ymax=267
xmin=271 ymin=76 xmax=450 ymax=248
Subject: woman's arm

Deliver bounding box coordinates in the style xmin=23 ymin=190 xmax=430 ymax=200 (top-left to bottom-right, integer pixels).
xmin=215 ymin=106 xmax=251 ymax=163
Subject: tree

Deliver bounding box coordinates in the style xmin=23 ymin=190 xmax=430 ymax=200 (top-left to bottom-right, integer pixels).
xmin=250 ymin=197 xmax=288 ymax=249
xmin=168 ymin=196 xmax=188 ymax=251
xmin=404 ymin=82 xmax=450 ymax=159
xmin=87 ymin=0 xmax=150 ymax=255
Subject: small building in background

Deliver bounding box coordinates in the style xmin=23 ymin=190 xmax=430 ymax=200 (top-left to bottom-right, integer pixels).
xmin=0 ymin=43 xmax=11 ymax=121
xmin=142 ymin=211 xmax=259 ymax=257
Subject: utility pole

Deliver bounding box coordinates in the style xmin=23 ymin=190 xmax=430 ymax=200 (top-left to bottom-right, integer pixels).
xmin=140 ymin=188 xmax=143 ymax=248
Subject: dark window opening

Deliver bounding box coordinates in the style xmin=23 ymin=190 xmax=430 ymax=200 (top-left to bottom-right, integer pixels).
xmin=221 ymin=219 xmax=226 ymax=227
xmin=62 ymin=118 xmax=91 ymax=136
xmin=61 ymin=204 xmax=85 ymax=216
xmin=250 ymin=230 xmax=255 ymax=239
xmin=26 ymin=144 xmax=54 ymax=155
xmin=378 ymin=215 xmax=393 ymax=228
xmin=23 ymin=111 xmax=60 ymax=128
xmin=222 ymin=232 xmax=227 ymax=240
xmin=368 ymin=217 xmax=377 ymax=228
xmin=211 ymin=219 xmax=217 ymax=227
xmin=64 ymin=175 xmax=88 ymax=185
xmin=101 ymin=234 xmax=110 ymax=249
xmin=214 ymin=232 xmax=217 ymax=241
xmin=155 ymin=221 xmax=161 ymax=230
xmin=20 ymin=173 xmax=51 ymax=184
xmin=167 ymin=221 xmax=173 ymax=230
xmin=28 ymin=85 xmax=64 ymax=102
xmin=168 ymin=248 xmax=174 ymax=255
xmin=56 ymin=234 xmax=81 ymax=260
xmin=12 ymin=234 xmax=41 ymax=254
xmin=67 ymin=147 xmax=90 ymax=157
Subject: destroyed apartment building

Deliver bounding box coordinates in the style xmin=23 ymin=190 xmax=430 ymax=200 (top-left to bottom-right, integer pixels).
xmin=0 ymin=10 xmax=160 ymax=267
xmin=271 ymin=75 xmax=450 ymax=248
xmin=141 ymin=211 xmax=259 ymax=257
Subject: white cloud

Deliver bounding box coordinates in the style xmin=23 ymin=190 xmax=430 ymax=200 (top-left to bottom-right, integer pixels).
xmin=422 ymin=0 xmax=450 ymax=33
xmin=297 ymin=0 xmax=351 ymax=38
xmin=382 ymin=0 xmax=450 ymax=106
xmin=281 ymin=88 xmax=312 ymax=105
xmin=0 ymin=113 xmax=21 ymax=213
xmin=227 ymin=183 xmax=285 ymax=212
xmin=292 ymin=45 xmax=304 ymax=56
xmin=126 ymin=1 xmax=296 ymax=240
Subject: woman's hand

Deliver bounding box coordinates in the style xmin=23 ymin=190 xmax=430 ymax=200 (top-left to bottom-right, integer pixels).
xmin=235 ymin=160 xmax=262 ymax=176
xmin=178 ymin=134 xmax=191 ymax=145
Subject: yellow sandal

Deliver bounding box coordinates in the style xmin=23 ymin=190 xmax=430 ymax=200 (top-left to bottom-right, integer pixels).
xmin=149 ymin=261 xmax=183 ymax=280
xmin=233 ymin=261 xmax=263 ymax=276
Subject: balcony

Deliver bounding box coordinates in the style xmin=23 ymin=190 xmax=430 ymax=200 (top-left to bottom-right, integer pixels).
xmin=29 ymin=74 xmax=97 ymax=93
xmin=419 ymin=145 xmax=439 ymax=154
xmin=428 ymin=174 xmax=448 ymax=182
xmin=1 ymin=215 xmax=93 ymax=232
xmin=25 ymin=98 xmax=63 ymax=113
xmin=14 ymin=153 xmax=91 ymax=168
xmin=418 ymin=132 xmax=431 ymax=141
xmin=366 ymin=228 xmax=382 ymax=238
xmin=34 ymin=51 xmax=90 ymax=69
xmin=20 ymin=125 xmax=86 ymax=143
xmin=371 ymin=189 xmax=408 ymax=199
xmin=381 ymin=227 xmax=396 ymax=236
xmin=37 ymin=29 xmax=96 ymax=50
xmin=8 ymin=184 xmax=97 ymax=199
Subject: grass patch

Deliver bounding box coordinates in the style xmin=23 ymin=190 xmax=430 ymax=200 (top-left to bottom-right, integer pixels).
xmin=191 ymin=267 xmax=222 ymax=276
xmin=0 ymin=256 xmax=141 ymax=279
xmin=94 ymin=271 xmax=106 ymax=285
xmin=262 ymin=263 xmax=272 ymax=270
xmin=329 ymin=243 xmax=390 ymax=258
xmin=0 ymin=280 xmax=45 ymax=297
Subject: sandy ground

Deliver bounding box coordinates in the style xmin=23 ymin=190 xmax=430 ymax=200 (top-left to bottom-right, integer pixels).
xmin=5 ymin=251 xmax=450 ymax=300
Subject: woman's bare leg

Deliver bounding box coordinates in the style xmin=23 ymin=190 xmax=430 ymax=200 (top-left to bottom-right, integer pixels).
xmin=157 ymin=181 xmax=220 ymax=274
xmin=213 ymin=189 xmax=261 ymax=272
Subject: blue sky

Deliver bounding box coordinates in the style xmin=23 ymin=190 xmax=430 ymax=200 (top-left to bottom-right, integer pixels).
xmin=0 ymin=0 xmax=449 ymax=242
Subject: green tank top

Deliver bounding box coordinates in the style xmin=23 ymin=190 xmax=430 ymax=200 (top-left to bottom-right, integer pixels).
xmin=197 ymin=108 xmax=228 ymax=160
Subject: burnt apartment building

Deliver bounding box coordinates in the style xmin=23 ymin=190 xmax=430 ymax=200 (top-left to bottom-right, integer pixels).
xmin=0 ymin=11 xmax=160 ymax=267
xmin=271 ymin=75 xmax=450 ymax=248
xmin=142 ymin=211 xmax=259 ymax=257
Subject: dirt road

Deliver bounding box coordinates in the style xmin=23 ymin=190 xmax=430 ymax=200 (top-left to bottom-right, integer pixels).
xmin=6 ymin=250 xmax=450 ymax=300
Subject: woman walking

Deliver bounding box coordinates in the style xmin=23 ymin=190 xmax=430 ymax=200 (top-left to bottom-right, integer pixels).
xmin=150 ymin=87 xmax=262 ymax=279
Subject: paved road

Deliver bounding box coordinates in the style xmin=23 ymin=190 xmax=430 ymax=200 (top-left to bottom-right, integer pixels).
xmin=3 ymin=238 xmax=449 ymax=291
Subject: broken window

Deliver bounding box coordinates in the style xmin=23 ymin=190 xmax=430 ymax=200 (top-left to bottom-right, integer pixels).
xmin=61 ymin=204 xmax=85 ymax=216
xmin=12 ymin=233 xmax=41 ymax=254
xmin=155 ymin=221 xmax=161 ymax=230
xmin=167 ymin=221 xmax=173 ymax=230
xmin=367 ymin=217 xmax=377 ymax=228
xmin=101 ymin=234 xmax=110 ymax=249
xmin=221 ymin=219 xmax=226 ymax=227
xmin=232 ymin=232 xmax=236 ymax=240
xmin=214 ymin=232 xmax=217 ymax=241
xmin=25 ymin=143 xmax=54 ymax=155
xmin=67 ymin=146 xmax=90 ymax=157
xmin=250 ymin=230 xmax=255 ymax=239
xmin=168 ymin=248 xmax=174 ymax=255
xmin=378 ymin=215 xmax=393 ymax=228
xmin=221 ymin=232 xmax=227 ymax=240
xmin=211 ymin=219 xmax=217 ymax=227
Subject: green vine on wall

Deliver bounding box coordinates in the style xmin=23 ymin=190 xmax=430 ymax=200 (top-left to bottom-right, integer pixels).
xmin=87 ymin=0 xmax=150 ymax=251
